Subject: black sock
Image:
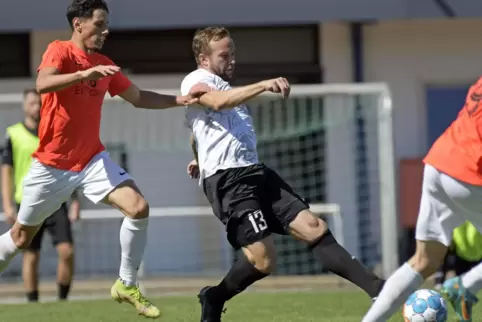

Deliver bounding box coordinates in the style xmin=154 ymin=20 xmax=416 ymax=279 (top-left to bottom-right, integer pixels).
xmin=310 ymin=230 xmax=385 ymax=298
xmin=212 ymin=256 xmax=269 ymax=302
xmin=58 ymin=283 xmax=71 ymax=300
xmin=26 ymin=290 xmax=39 ymax=302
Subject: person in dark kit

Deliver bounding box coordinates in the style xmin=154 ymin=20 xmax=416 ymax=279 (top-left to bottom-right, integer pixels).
xmin=1 ymin=88 xmax=80 ymax=302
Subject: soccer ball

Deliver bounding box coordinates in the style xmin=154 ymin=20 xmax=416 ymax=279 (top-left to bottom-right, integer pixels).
xmin=403 ymin=289 xmax=448 ymax=322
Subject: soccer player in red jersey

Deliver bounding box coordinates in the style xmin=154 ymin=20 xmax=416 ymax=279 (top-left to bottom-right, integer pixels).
xmin=0 ymin=0 xmax=208 ymax=318
xmin=362 ymin=78 xmax=482 ymax=322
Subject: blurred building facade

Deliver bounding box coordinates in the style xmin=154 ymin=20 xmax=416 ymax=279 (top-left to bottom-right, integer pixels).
xmin=0 ymin=17 xmax=481 ymax=169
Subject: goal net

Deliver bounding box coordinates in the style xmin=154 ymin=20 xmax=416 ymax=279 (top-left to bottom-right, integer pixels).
xmin=0 ymin=83 xmax=397 ymax=281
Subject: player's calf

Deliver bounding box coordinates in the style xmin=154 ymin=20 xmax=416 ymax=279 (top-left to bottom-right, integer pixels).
xmin=104 ymin=179 xmax=158 ymax=317
xmin=199 ymin=237 xmax=274 ymax=322
xmin=214 ymin=237 xmax=274 ymax=302
xmin=288 ymin=210 xmax=384 ymax=298
xmin=22 ymin=250 xmax=40 ymax=302
xmin=105 ymin=180 xmax=150 ymax=286
xmin=362 ymin=240 xmax=448 ymax=322
xmin=56 ymin=242 xmax=74 ymax=300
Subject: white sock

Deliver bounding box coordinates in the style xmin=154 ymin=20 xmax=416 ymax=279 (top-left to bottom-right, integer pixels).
xmin=0 ymin=230 xmax=20 ymax=273
xmin=462 ymin=261 xmax=482 ymax=294
xmin=362 ymin=263 xmax=423 ymax=322
xmin=119 ymin=217 xmax=149 ymax=287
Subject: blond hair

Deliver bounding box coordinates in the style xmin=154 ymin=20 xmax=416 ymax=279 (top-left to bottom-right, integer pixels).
xmin=192 ymin=26 xmax=230 ymax=64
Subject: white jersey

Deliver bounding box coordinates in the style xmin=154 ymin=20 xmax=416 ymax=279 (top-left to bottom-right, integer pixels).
xmin=181 ymin=69 xmax=258 ymax=182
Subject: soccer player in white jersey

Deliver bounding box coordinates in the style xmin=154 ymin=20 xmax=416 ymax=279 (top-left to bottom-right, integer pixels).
xmin=181 ymin=26 xmax=386 ymax=322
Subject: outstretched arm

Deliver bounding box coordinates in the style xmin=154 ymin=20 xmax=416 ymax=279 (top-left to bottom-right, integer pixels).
xmin=37 ymin=65 xmax=121 ymax=94
xmin=36 ymin=67 xmax=84 ymax=94
xmin=119 ymin=83 xmax=211 ymax=110
xmin=194 ymin=77 xmax=290 ymax=111
xmin=197 ymin=82 xmax=266 ymax=111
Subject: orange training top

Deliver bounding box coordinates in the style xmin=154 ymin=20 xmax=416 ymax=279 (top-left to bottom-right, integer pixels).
xmin=425 ymin=77 xmax=482 ymax=186
xmin=34 ymin=40 xmax=132 ymax=172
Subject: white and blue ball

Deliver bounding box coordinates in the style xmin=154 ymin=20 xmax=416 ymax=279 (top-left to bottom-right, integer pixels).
xmin=402 ymin=289 xmax=448 ymax=322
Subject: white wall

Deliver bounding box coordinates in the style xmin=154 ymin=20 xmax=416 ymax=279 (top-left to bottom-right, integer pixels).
xmin=366 ymin=19 xmax=482 ymax=159
xmin=323 ymin=18 xmax=482 ymax=160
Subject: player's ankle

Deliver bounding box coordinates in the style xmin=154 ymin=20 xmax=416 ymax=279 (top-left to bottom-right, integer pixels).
xmin=118 ymin=277 xmax=137 ymax=287
xmin=26 ymin=290 xmax=39 ymax=302
xmin=58 ymin=283 xmax=71 ymax=300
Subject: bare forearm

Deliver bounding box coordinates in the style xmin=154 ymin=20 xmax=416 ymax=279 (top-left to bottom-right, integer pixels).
xmin=134 ymin=90 xmax=184 ymax=109
xmin=36 ymin=72 xmax=84 ymax=94
xmin=69 ymin=198 xmax=80 ymax=213
xmin=190 ymin=134 xmax=198 ymax=162
xmin=200 ymin=82 xmax=266 ymax=111
xmin=1 ymin=166 xmax=14 ymax=211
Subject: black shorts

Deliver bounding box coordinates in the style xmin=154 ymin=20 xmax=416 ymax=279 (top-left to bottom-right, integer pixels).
xmin=203 ymin=164 xmax=309 ymax=249
xmin=453 ymin=255 xmax=481 ymax=276
xmin=16 ymin=203 xmax=73 ymax=251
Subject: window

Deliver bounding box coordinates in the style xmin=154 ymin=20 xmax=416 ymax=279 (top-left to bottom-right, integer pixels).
xmin=101 ymin=25 xmax=321 ymax=82
xmin=0 ymin=33 xmax=30 ymax=77
xmin=100 ymin=29 xmax=195 ymax=74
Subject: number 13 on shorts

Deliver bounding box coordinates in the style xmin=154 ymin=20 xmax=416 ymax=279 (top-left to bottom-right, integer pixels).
xmin=248 ymin=210 xmax=268 ymax=233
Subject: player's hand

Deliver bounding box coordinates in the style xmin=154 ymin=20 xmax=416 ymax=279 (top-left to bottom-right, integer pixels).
xmin=69 ymin=199 xmax=81 ymax=223
xmin=261 ymin=77 xmax=291 ymax=99
xmin=69 ymin=211 xmax=80 ymax=223
xmin=189 ymin=83 xmax=212 ymax=97
xmin=3 ymin=207 xmax=16 ymax=225
xmin=187 ymin=159 xmax=200 ymax=179
xmin=177 ymin=83 xmax=213 ymax=106
xmin=80 ymin=65 xmax=121 ymax=80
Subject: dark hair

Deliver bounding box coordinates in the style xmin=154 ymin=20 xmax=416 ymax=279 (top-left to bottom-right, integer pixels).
xmin=23 ymin=88 xmax=38 ymax=97
xmin=66 ymin=0 xmax=109 ymax=27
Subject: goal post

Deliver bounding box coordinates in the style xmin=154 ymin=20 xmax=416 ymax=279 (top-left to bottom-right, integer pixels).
xmin=0 ymin=82 xmax=398 ymax=280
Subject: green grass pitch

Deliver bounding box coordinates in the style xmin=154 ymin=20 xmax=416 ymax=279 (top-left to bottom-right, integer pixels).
xmin=1 ymin=290 xmax=480 ymax=322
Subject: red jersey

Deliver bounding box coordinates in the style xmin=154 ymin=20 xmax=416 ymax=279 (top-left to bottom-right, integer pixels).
xmin=34 ymin=40 xmax=132 ymax=172
xmin=424 ymin=77 xmax=482 ymax=185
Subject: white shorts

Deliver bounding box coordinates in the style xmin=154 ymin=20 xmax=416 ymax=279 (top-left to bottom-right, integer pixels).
xmin=18 ymin=151 xmax=133 ymax=226
xmin=416 ymin=164 xmax=482 ymax=246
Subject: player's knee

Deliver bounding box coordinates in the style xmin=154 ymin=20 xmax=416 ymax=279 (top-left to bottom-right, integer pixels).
xmin=57 ymin=243 xmax=74 ymax=261
xmin=126 ymin=198 xmax=150 ymax=219
xmin=409 ymin=250 xmax=445 ymax=278
xmin=250 ymin=252 xmax=276 ymax=274
xmin=289 ymin=210 xmax=328 ymax=243
xmin=10 ymin=225 xmax=37 ymax=250
xmin=243 ymin=242 xmax=277 ymax=274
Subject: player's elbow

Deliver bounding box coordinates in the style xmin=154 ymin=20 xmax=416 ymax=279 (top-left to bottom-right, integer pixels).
xmin=36 ymin=83 xmax=47 ymax=94
xmin=131 ymin=100 xmax=142 ymax=108
xmin=36 ymin=78 xmax=50 ymax=94
xmin=206 ymin=99 xmax=228 ymax=111
xmin=200 ymin=93 xmax=228 ymax=111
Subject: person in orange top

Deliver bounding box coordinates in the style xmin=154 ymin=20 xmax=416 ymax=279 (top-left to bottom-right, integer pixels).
xmin=0 ymin=0 xmax=209 ymax=318
xmin=362 ymin=79 xmax=482 ymax=322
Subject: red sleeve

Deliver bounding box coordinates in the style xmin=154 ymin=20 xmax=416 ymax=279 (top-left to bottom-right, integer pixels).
xmin=108 ymin=71 xmax=132 ymax=97
xmin=37 ymin=41 xmax=66 ymax=73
